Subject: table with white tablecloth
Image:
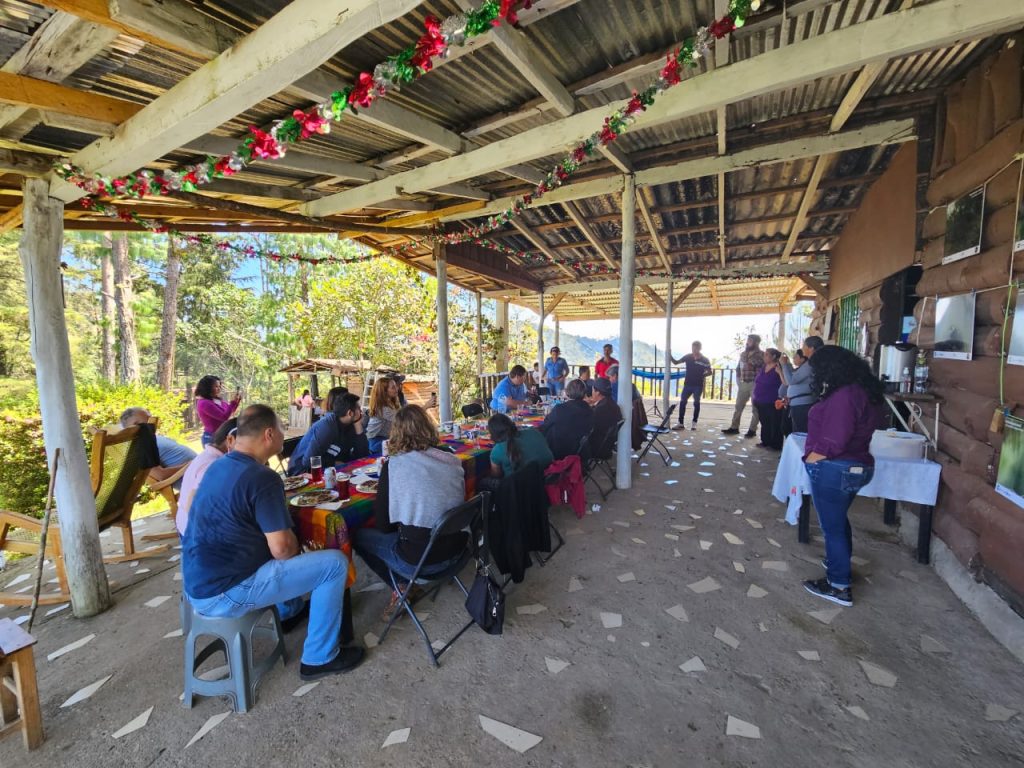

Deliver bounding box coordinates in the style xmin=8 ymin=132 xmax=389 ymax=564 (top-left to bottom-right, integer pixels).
xmin=771 ymin=433 xmax=942 ymax=562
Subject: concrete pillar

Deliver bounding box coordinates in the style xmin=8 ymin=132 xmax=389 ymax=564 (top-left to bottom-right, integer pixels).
xmin=616 ymin=176 xmax=637 ymax=489
xmin=554 ymin=316 xmax=560 ymax=349
xmin=434 ymin=243 xmax=452 ymax=423
xmin=475 ymin=291 xmax=483 ymax=378
xmin=20 ymin=178 xmax=111 ymax=617
xmin=663 ymin=281 xmax=674 ymax=417
xmin=537 ymin=292 xmax=545 ymax=372
xmin=777 ymin=310 xmax=787 ymax=351
xmin=496 ymin=299 xmax=509 ymax=371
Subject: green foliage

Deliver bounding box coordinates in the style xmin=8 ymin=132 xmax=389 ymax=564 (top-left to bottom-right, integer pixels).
xmin=0 ymin=382 xmax=186 ymax=517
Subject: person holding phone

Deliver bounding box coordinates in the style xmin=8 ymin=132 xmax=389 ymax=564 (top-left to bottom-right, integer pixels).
xmin=195 ymin=375 xmax=241 ymax=447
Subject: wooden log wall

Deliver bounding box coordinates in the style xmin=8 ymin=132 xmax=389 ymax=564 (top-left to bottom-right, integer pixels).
xmin=913 ymin=36 xmax=1024 ymax=611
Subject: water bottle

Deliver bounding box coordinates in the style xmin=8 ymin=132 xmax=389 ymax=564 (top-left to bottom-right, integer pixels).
xmin=901 ymin=367 xmax=912 ymax=394
xmin=914 ymin=351 xmax=929 ymax=394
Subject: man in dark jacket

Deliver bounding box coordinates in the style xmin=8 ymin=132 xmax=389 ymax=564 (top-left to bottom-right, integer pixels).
xmin=540 ymin=379 xmax=595 ymax=460
xmin=590 ymin=377 xmax=621 ymax=459
xmin=288 ymin=393 xmax=370 ymax=475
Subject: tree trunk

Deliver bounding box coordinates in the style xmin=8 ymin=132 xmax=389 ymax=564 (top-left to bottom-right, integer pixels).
xmin=20 ymin=178 xmax=112 ymax=617
xmin=155 ymin=237 xmax=180 ymax=391
xmin=111 ymin=234 xmax=141 ymax=384
xmin=99 ymin=239 xmax=116 ymax=383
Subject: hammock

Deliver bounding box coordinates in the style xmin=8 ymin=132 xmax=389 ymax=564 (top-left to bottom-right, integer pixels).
xmin=631 ymin=368 xmax=688 ymax=381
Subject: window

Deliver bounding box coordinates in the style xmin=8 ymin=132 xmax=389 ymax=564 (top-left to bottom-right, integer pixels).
xmin=838 ymin=293 xmax=861 ymax=352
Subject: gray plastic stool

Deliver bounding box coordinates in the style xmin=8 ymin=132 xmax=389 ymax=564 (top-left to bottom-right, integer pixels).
xmin=182 ymin=598 xmax=287 ymax=713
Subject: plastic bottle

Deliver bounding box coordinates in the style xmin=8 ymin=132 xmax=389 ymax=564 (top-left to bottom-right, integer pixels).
xmin=914 ymin=351 xmax=929 ymax=394
xmin=901 ymin=367 xmax=912 ymax=394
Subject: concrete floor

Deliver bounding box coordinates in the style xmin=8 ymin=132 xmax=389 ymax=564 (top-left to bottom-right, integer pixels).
xmin=2 ymin=402 xmax=1023 ymax=767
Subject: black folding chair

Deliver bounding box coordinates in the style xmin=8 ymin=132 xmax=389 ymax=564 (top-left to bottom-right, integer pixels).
xmin=461 ymin=403 xmax=484 ymax=419
xmin=636 ymin=404 xmax=676 ymax=466
xmin=275 ymin=435 xmax=302 ymax=472
xmin=583 ymin=420 xmax=623 ymax=500
xmin=537 ymin=433 xmax=587 ymax=566
xmin=377 ymin=492 xmax=491 ymax=667
xmin=536 ymin=387 xmax=550 ymax=397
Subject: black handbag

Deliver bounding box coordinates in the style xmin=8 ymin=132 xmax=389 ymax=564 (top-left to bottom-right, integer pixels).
xmin=465 ymin=566 xmax=505 ymax=635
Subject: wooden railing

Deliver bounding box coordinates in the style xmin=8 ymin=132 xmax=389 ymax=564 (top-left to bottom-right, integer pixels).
xmin=478 ymin=366 xmax=737 ymax=402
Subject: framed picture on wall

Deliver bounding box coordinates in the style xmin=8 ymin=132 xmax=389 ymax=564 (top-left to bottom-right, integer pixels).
xmin=942 ymin=186 xmax=985 ymax=264
xmin=1015 ymin=172 xmax=1024 ymax=253
xmin=995 ymin=415 xmax=1024 ymax=511
xmin=1008 ymin=290 xmax=1024 ymax=366
xmin=933 ymin=292 xmax=976 ymax=361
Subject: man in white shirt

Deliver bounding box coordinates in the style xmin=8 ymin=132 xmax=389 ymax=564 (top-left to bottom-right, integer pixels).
xmin=176 ymin=418 xmax=236 ymax=535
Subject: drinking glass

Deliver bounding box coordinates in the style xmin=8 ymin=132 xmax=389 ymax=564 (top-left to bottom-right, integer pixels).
xmin=310 ymin=455 xmax=323 ymax=484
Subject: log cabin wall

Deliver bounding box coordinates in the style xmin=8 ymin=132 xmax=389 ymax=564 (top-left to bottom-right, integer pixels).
xmin=913 ymin=35 xmax=1024 ymax=614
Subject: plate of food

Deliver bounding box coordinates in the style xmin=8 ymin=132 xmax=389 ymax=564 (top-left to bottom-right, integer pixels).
xmin=354 ymin=479 xmax=379 ymax=495
xmin=282 ymin=475 xmax=310 ymax=492
xmin=288 ymin=490 xmax=339 ymax=507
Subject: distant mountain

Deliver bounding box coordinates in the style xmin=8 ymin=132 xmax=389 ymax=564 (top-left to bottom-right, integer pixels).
xmin=551 ymin=331 xmax=661 ymax=370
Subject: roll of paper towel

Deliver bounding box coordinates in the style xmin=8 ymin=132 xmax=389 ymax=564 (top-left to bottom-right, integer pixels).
xmin=870 ymin=430 xmax=926 ymax=460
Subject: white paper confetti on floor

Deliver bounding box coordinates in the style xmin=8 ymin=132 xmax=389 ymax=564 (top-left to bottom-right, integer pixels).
xmin=679 ymin=656 xmax=706 ymax=673
xmin=545 ymin=657 xmax=570 ymax=674
xmin=733 ymin=561 xmax=746 ymax=573
xmin=4 ymin=573 xmax=30 ymax=589
xmin=920 ymin=635 xmax=951 ymax=654
xmin=612 ymin=521 xmax=631 ymax=528
xmin=699 ymin=540 xmax=712 ymax=551
xmin=687 ymin=577 xmax=721 ymax=594
xmin=746 ymin=584 xmax=768 ymax=599
xmin=664 ymin=480 xmax=678 ymax=485
xmin=45 ymin=604 xmax=69 ymax=616
xmin=761 ymin=561 xmax=789 ymax=572
xmin=163 ymin=628 xmax=183 ymax=639
xmin=673 ymin=548 xmax=682 ymax=558
xmin=185 ymin=712 xmax=231 ymax=748
xmin=134 ymin=568 xmax=151 ymax=575
xmin=723 ymin=532 xmax=744 ymax=545
xmin=671 ymin=524 xmax=695 ymax=532
xmin=664 ymin=533 xmax=679 ymax=541
xmin=292 ymin=682 xmax=319 ymax=698
xmin=516 ymin=604 xmax=547 ymax=616
xmin=568 ymin=576 xmax=583 ymax=593
xmin=600 ymin=612 xmax=622 ymax=629
xmin=689 ymin=514 xmax=702 ymax=520
xmin=797 ymin=650 xmax=820 ymax=661
xmin=364 ymin=632 xmax=379 ymax=649
xmin=745 ymin=518 xmax=763 ymax=529
xmin=381 ymin=727 xmax=411 ymax=748
xmin=174 ymin=572 xmax=182 ymax=581
xmin=984 ymin=704 xmax=1018 ymax=722
xmin=611 ymin=546 xmax=627 ymax=558
xmin=112 ymin=706 xmax=154 ymax=739
xmin=633 ymin=509 xmax=645 ymax=516
xmin=725 ymin=715 xmax=761 ymax=739
xmin=808 ymin=607 xmax=843 ymax=625
xmin=845 ymin=705 xmax=870 ymax=721
xmin=714 ymin=627 xmax=740 ymax=649
xmin=144 ymin=595 xmax=172 ymax=608
xmin=665 ymin=604 xmax=689 ymax=622
xmin=617 ymin=572 xmax=636 ymax=583
xmin=48 ymin=634 xmax=96 ymax=662
xmin=631 ymin=538 xmax=646 ymax=545
xmin=859 ymin=660 xmax=898 ymax=687
xmin=61 ymin=675 xmax=112 ymax=708
xmin=479 ymin=715 xmax=542 ymax=754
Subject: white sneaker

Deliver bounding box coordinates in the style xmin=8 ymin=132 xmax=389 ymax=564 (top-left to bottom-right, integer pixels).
xmin=690 ymin=423 xmax=697 ymax=431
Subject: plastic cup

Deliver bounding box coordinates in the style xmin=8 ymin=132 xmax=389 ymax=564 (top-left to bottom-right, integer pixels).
xmin=335 ymin=472 xmax=350 ymax=499
xmin=310 ymin=455 xmax=323 ymax=484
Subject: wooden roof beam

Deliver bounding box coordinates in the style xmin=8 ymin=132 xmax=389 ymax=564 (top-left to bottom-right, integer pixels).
xmin=797 ymin=272 xmax=829 ymax=298
xmin=709 ymin=281 xmax=721 ymax=312
xmin=636 ymin=190 xmax=672 ymax=272
xmin=562 ymin=202 xmax=617 ymax=269
xmin=640 ymin=285 xmax=666 ymax=313
xmin=509 ymin=219 xmax=577 ymax=279
xmin=676 ymin=278 xmax=702 ymax=306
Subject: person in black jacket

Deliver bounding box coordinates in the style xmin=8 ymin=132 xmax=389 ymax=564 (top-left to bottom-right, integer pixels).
xmin=540 ymin=379 xmax=594 ymax=460
xmin=287 ymin=393 xmax=369 ymax=475
xmin=590 ymin=377 xmax=621 ymax=459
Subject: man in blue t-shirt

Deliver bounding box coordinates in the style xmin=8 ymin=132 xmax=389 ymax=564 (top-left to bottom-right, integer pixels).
xmin=542 ymin=347 xmax=570 ymax=396
xmin=288 ymin=393 xmax=369 ymax=476
xmin=671 ymin=341 xmax=712 ymax=431
xmin=489 ymin=365 xmax=530 ymax=412
xmin=183 ymin=404 xmax=364 ymax=680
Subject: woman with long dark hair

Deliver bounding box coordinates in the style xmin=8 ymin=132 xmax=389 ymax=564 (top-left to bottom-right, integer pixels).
xmin=194 ymin=375 xmax=241 ymax=447
xmin=752 ymin=348 xmax=784 ymax=449
xmin=366 ymin=377 xmax=401 ymax=454
xmin=487 ymin=413 xmax=553 ymax=479
xmin=802 ymin=345 xmax=885 ymax=607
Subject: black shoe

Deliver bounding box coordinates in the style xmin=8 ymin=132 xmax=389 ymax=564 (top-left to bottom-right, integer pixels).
xmin=722 ymin=428 xmax=739 ymax=435
xmin=803 ymin=577 xmax=852 ymax=607
xmin=299 ymin=646 xmax=366 ymax=680
xmin=281 ymin=602 xmax=310 ymax=634
xmin=744 ymin=431 xmax=756 ymax=438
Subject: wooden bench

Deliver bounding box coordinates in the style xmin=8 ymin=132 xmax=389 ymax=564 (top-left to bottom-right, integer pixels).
xmin=0 ymin=618 xmax=43 ymax=750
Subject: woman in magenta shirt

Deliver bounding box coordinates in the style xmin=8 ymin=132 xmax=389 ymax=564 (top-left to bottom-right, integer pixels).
xmin=195 ymin=375 xmax=241 ymax=446
xmin=751 ymin=349 xmax=784 ymax=450
xmin=802 ymin=345 xmax=886 ymax=608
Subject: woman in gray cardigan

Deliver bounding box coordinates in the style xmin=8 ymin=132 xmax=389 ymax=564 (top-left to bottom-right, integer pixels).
xmin=780 ymin=335 xmax=824 ymax=433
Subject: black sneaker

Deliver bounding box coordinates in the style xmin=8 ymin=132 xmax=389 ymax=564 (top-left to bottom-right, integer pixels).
xmin=744 ymin=431 xmax=757 ymax=438
xmin=803 ymin=577 xmax=852 ymax=607
xmin=281 ymin=601 xmax=310 ymax=634
xmin=299 ymin=646 xmax=366 ymax=680
xmin=722 ymin=428 xmax=740 ymax=435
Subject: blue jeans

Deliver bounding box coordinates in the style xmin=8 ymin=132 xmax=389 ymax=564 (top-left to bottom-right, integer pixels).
xmin=547 ymin=379 xmax=565 ymax=396
xmin=187 ymin=550 xmax=347 ymax=666
xmin=678 ymin=384 xmax=703 ymax=423
xmin=354 ymin=527 xmax=461 ymax=586
xmin=805 ymin=459 xmax=874 ymax=589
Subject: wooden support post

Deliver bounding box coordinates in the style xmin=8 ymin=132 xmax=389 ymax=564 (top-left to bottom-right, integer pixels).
xmin=777 ymin=310 xmax=787 ymax=351
xmin=554 ymin=316 xmax=560 ymax=349
xmin=617 ymin=176 xmax=637 ymax=489
xmin=537 ymin=292 xmax=545 ymax=372
xmin=663 ymin=281 xmax=674 ymax=417
xmin=19 ymin=178 xmax=110 ymax=617
xmin=475 ymin=291 xmax=483 ymax=379
xmin=434 ymin=242 xmax=452 ymax=423
xmin=496 ymin=299 xmax=509 ymax=371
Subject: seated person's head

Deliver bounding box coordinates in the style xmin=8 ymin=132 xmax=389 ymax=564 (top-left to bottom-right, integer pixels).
xmin=388 ymin=405 xmax=438 ymax=455
xmin=487 ymin=413 xmax=517 ymax=445
xmin=606 ymin=364 xmax=620 ymax=382
xmin=794 ymin=349 xmax=808 ymax=365
xmin=119 ymin=407 xmax=151 ymax=429
xmin=591 ymin=377 xmax=612 ymax=400
xmin=578 ymin=365 xmax=591 ymax=380
xmin=334 ymin=393 xmax=362 ymax=424
xmin=211 ymin=417 xmax=238 ymax=453
xmin=235 ymin=404 xmax=283 ymax=458
xmin=565 ymin=379 xmax=586 ymax=401
xmin=509 ymin=365 xmax=528 ymax=385
xmin=324 ymin=386 xmax=348 ymax=412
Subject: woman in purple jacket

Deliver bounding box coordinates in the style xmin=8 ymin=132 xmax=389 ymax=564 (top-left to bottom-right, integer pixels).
xmin=751 ymin=348 xmax=784 ymax=450
xmin=802 ymin=345 xmax=886 ymax=607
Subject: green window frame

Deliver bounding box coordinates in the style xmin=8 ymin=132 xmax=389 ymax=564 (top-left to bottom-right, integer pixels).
xmin=837 ymin=293 xmax=861 ymax=352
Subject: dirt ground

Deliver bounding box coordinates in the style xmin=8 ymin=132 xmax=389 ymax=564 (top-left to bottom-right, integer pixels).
xmin=2 ymin=402 xmax=1022 ymax=767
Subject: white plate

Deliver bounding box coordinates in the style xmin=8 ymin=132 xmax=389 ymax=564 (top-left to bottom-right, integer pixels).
xmin=288 ymin=490 xmax=339 ymax=507
xmin=354 ymin=482 xmax=378 ymax=495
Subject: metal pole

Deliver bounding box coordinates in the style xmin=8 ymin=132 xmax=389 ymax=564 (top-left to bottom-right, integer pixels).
xmin=475 ymin=291 xmax=483 ymax=379
xmin=616 ymin=175 xmax=637 ymax=489
xmin=20 ymin=178 xmax=111 ymax=617
xmin=434 ymin=242 xmax=452 ymax=423
xmin=663 ymin=281 xmax=673 ymax=417
xmin=495 ymin=299 xmax=509 ymax=371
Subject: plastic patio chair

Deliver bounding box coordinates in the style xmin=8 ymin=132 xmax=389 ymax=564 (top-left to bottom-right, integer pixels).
xmin=636 ymin=404 xmax=677 ymax=466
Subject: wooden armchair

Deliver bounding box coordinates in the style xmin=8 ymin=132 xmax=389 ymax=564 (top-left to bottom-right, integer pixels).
xmin=142 ymin=461 xmax=191 ymax=541
xmin=0 ymin=423 xmax=169 ymax=606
